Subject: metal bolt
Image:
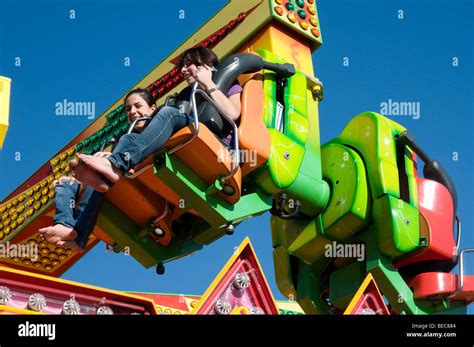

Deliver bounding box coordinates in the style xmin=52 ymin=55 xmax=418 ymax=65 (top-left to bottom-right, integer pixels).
xmin=154 ymin=227 xmax=164 ymax=237
xmin=225 ymin=224 xmax=235 ymax=235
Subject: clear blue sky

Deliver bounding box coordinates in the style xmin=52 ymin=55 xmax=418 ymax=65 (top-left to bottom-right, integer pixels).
xmin=0 ymin=0 xmax=472 ymax=313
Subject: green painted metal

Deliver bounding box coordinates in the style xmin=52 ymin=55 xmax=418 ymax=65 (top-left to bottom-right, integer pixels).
xmin=283 ymin=215 xmax=331 ymax=264
xmin=272 ymin=245 xmax=297 ymax=299
xmin=262 ymin=72 xmax=277 ymax=128
xmin=286 ymin=108 xmax=308 ymax=145
xmin=373 ymin=195 xmax=420 ymax=257
xmin=333 ymin=112 xmax=407 ymax=200
xmin=253 ymin=49 xmax=329 ymax=217
xmin=97 ymin=199 xmax=203 ymax=267
xmin=284 ymin=72 xmax=308 ymax=145
xmin=321 ymin=143 xmax=370 ymax=241
xmin=284 ymin=70 xmax=329 ymax=216
xmin=404 ymin=147 xmax=419 ymax=208
xmin=154 ymin=153 xmax=272 ymax=228
xmin=329 ymin=261 xmax=365 ymax=310
xmin=360 ymin=226 xmax=469 ymax=315
xmin=295 ymin=260 xmax=331 ymax=314
xmin=256 ymin=128 xmax=305 ymax=190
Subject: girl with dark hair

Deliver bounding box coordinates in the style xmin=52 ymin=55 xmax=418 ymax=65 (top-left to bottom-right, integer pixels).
xmin=39 ymin=47 xmax=242 ymax=249
xmin=71 ymin=46 xmax=242 ymax=193
xmin=39 ymin=88 xmax=158 ymax=250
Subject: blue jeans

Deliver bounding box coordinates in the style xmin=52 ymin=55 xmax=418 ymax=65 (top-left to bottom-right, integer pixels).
xmin=108 ymin=106 xmax=191 ymax=172
xmin=53 ymin=106 xmax=189 ymax=248
xmin=53 ymin=181 xmax=105 ymax=249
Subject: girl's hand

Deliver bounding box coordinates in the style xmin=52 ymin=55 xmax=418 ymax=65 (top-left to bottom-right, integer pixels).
xmin=194 ymin=65 xmax=215 ymax=90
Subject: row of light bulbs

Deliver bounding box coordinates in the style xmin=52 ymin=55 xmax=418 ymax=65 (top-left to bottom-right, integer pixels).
xmin=0 ymin=286 xmax=114 ymax=315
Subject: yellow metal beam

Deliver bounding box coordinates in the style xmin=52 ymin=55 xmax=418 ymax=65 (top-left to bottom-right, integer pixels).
xmin=0 ymin=76 xmax=11 ymax=149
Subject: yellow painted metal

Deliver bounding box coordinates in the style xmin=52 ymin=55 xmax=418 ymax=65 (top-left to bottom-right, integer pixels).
xmin=239 ymin=24 xmax=314 ymax=75
xmin=0 ymin=305 xmax=45 ymax=315
xmin=343 ymin=273 xmax=389 ymax=315
xmin=0 ymin=76 xmax=11 ymax=149
xmin=230 ymin=306 xmax=250 ymax=314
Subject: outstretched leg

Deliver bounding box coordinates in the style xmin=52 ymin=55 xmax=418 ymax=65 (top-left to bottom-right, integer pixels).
xmin=69 ymin=158 xmax=112 ymax=192
xmin=78 ymin=106 xmax=190 ymax=181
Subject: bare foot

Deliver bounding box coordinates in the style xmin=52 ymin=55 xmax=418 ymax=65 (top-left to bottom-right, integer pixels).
xmin=69 ymin=158 xmax=111 ymax=192
xmin=56 ymin=240 xmax=85 ymax=253
xmin=77 ymin=153 xmax=123 ymax=183
xmin=39 ymin=224 xmax=78 ymax=243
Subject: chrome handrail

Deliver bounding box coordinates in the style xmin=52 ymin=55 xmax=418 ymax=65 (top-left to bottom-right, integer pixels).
xmin=456 ymin=248 xmax=474 ymax=294
xmin=454 ymin=214 xmax=461 ymax=254
xmin=125 ymin=83 xmax=241 ymax=185
xmin=99 ymin=138 xmax=116 ymax=152
xmin=126 ymin=115 xmax=151 ymax=134
xmin=125 ymin=163 xmax=155 ymax=179
xmin=127 ymin=84 xmax=200 ymax=179
xmin=168 ymin=82 xmax=200 ymax=155
xmin=151 ymin=200 xmax=169 ymax=225
xmin=192 ymin=89 xmax=240 ymax=184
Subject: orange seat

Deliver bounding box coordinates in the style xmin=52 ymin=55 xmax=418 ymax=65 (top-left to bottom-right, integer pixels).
xmin=237 ymin=73 xmax=270 ymax=176
xmin=410 ymin=272 xmax=474 ymax=301
xmin=107 ymin=178 xmax=173 ymax=246
xmin=125 ymin=71 xmax=270 ymax=206
xmin=164 ymin=124 xmax=242 ymax=204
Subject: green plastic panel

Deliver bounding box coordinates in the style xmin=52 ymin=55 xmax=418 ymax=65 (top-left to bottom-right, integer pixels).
xmin=287 ymin=216 xmax=331 ymax=264
xmin=284 ymin=72 xmax=308 ymax=145
xmin=154 ymin=153 xmax=272 ymax=228
xmin=286 ymin=108 xmax=308 ymax=145
xmin=329 ymin=261 xmax=365 ymax=310
xmin=285 ymin=71 xmax=307 ymax=115
xmin=334 ymin=112 xmax=407 ymax=200
xmin=264 ymin=128 xmax=305 ymax=189
xmin=97 ymin=199 xmax=203 ymax=267
xmin=321 ymin=143 xmax=370 ymax=241
xmin=272 ymin=245 xmax=297 ymax=299
xmin=254 ymin=49 xmax=329 ymax=217
xmin=373 ymin=195 xmax=420 ymax=257
xmin=404 ymin=148 xmax=419 ymax=208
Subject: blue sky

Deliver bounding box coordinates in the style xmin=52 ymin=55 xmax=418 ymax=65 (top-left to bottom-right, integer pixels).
xmin=0 ymin=0 xmax=472 ymax=313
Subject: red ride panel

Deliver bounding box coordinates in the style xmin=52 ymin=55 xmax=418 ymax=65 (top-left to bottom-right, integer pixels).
xmin=395 ymin=178 xmax=456 ymax=269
